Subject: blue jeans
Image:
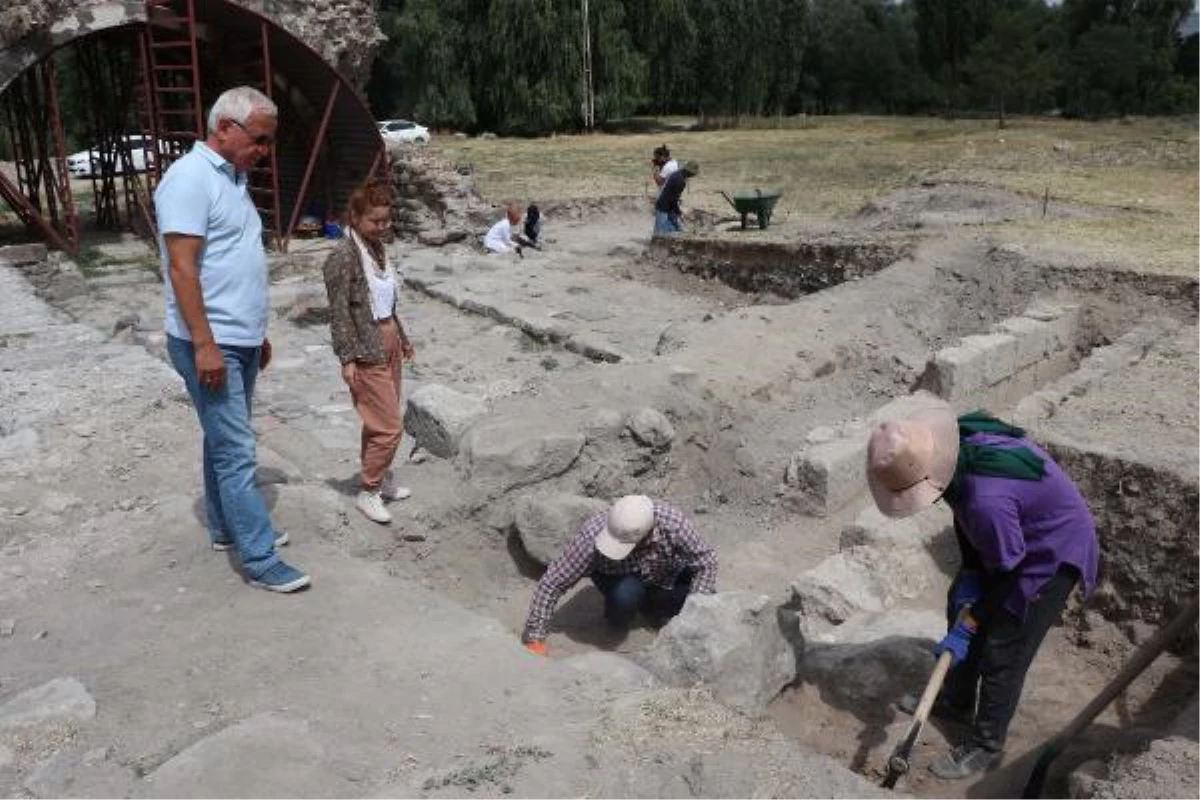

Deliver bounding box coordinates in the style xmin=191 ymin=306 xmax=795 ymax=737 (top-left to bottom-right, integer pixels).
xmin=592 ymin=570 xmax=693 ymax=627
xmin=167 ymin=335 xmax=280 ymax=579
xmin=653 ymin=211 xmax=682 ymax=235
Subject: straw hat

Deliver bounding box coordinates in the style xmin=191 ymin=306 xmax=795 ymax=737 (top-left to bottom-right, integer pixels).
xmin=595 ymin=495 xmax=655 ymax=560
xmin=866 ymin=403 xmax=959 ymax=518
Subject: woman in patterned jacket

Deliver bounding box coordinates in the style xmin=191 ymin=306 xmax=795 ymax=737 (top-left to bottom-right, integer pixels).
xmin=321 ymin=180 xmax=415 ymax=525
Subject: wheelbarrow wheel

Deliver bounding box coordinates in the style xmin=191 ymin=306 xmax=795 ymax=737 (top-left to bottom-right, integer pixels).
xmin=740 ymin=212 xmax=748 ymax=230
xmin=759 ymin=211 xmax=770 ymax=230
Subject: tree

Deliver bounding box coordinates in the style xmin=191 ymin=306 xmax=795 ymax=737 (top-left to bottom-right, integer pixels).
xmin=805 ymin=0 xmax=929 ymax=114
xmin=627 ymin=0 xmax=698 ymax=114
xmin=1058 ymin=0 xmax=1195 ymax=115
xmin=763 ymin=0 xmax=809 ymax=116
xmin=912 ymin=0 xmax=999 ymax=106
xmin=962 ymin=5 xmax=1059 ymax=125
xmin=478 ymin=0 xmax=582 ymax=133
xmin=590 ymin=0 xmax=648 ymax=120
xmin=373 ymin=0 xmax=478 ymax=129
xmin=1065 ymin=23 xmax=1142 ymax=115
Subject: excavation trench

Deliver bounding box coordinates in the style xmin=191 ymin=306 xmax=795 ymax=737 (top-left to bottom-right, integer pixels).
xmin=644 ymin=234 xmax=916 ymax=299
xmin=2 ymin=217 xmax=1196 ymax=799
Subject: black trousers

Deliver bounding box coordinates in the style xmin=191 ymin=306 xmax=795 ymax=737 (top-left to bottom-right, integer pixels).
xmin=942 ymin=567 xmax=1078 ymax=752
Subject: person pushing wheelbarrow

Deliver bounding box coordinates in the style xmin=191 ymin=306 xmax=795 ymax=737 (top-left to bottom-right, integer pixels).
xmin=866 ymin=400 xmax=1100 ymax=780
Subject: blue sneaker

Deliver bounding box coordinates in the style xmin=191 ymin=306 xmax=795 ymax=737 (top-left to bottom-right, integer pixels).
xmin=249 ymin=561 xmax=311 ymax=593
xmin=212 ymin=531 xmax=290 ymax=552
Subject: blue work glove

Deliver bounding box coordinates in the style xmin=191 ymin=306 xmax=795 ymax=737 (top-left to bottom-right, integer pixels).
xmin=935 ymin=621 xmax=976 ymax=666
xmin=950 ymin=571 xmax=984 ymax=616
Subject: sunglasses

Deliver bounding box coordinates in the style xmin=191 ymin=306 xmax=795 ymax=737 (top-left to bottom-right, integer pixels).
xmin=226 ymin=118 xmax=274 ymax=146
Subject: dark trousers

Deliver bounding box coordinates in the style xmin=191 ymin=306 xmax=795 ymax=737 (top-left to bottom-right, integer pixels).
xmin=942 ymin=567 xmax=1078 ymax=752
xmin=592 ymin=570 xmax=693 ymax=628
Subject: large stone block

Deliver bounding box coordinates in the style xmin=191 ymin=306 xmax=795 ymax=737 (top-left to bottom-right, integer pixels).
xmin=460 ymin=421 xmax=585 ymax=495
xmin=1025 ymin=301 xmax=1080 ymax=352
xmin=920 ymin=342 xmax=988 ymax=401
xmin=784 ymin=392 xmax=948 ymax=517
xmin=961 ymin=332 xmax=1019 ymax=387
xmin=995 ymin=315 xmax=1055 ymax=370
xmin=515 ymin=492 xmax=608 ymax=565
xmin=404 ymin=383 xmax=488 ymax=458
xmin=643 ymin=592 xmax=796 ymax=718
xmin=0 ymin=243 xmax=48 ymax=266
xmin=0 ymin=677 xmax=95 ymax=732
xmin=784 ymin=436 xmax=865 ymax=517
xmin=138 ymin=712 xmax=355 ymax=798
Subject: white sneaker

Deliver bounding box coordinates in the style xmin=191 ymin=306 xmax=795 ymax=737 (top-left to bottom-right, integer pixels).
xmin=381 ymin=479 xmax=412 ymax=502
xmin=356 ymin=490 xmax=392 ymax=524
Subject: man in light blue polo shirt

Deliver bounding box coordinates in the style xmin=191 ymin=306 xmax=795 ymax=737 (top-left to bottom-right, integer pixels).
xmin=156 ymin=85 xmax=309 ymax=593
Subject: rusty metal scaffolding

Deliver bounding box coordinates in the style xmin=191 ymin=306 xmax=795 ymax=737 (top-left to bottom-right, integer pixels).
xmin=73 ymin=30 xmax=157 ymax=238
xmin=0 ymin=58 xmax=79 ymax=254
xmin=1 ymin=0 xmax=388 ymax=255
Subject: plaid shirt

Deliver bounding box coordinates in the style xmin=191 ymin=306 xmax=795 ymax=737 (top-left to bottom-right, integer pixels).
xmin=522 ymin=500 xmax=717 ymax=643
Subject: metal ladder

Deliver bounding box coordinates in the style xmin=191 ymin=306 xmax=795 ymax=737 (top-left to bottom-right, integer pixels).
xmin=139 ymin=0 xmax=283 ymax=246
xmin=143 ymin=0 xmax=204 ymax=179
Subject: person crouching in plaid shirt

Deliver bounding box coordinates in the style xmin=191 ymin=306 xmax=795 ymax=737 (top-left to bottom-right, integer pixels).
xmin=521 ymin=495 xmax=718 ymax=655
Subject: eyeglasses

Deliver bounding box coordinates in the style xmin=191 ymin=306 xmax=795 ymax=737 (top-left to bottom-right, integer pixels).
xmin=226 ymin=118 xmax=274 ymax=146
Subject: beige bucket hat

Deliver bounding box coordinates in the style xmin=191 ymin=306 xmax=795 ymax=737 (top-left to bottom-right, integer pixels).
xmin=866 ymin=402 xmax=960 ymax=518
xmin=595 ymin=495 xmax=655 ymax=560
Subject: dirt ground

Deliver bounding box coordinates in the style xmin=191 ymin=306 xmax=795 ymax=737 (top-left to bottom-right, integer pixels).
xmin=0 ymin=159 xmax=1197 ymax=798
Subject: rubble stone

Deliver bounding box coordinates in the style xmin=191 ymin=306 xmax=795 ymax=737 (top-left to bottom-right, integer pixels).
xmin=1069 ymin=699 xmax=1199 ymax=799
xmin=789 ymin=546 xmax=939 ymax=640
xmin=626 ymin=407 xmax=675 ymax=449
xmin=798 ymin=635 xmax=935 ymax=720
xmin=643 ymin=592 xmax=796 ymax=718
xmin=515 ymin=492 xmax=608 ymax=565
xmin=459 ymin=421 xmax=585 ymax=495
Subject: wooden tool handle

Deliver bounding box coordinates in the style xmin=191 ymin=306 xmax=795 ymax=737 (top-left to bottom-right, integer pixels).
xmin=912 ymin=650 xmax=954 ymax=724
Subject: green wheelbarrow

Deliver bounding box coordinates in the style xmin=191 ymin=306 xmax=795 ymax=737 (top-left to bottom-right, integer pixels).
xmin=720 ymin=189 xmax=782 ymax=230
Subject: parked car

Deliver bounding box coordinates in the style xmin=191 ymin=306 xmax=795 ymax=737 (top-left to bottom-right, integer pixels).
xmin=378 ymin=119 xmax=431 ymax=145
xmin=67 ymin=135 xmax=160 ymax=178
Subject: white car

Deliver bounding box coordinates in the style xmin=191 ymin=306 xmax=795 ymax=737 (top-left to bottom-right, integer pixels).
xmin=378 ymin=119 xmax=431 ymax=145
xmin=67 ymin=135 xmax=159 ymax=178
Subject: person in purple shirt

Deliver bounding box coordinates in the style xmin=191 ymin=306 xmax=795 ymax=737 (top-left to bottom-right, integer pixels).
xmin=866 ymin=401 xmax=1099 ymax=780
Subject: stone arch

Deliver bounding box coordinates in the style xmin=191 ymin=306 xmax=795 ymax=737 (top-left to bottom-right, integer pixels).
xmin=0 ymin=0 xmax=385 ymax=252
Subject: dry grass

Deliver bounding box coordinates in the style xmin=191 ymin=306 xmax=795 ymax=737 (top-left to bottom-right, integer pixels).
xmin=431 ymin=115 xmax=1198 ymax=276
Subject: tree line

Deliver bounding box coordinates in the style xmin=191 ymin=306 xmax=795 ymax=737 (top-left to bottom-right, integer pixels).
xmin=367 ymin=0 xmax=1199 ymax=134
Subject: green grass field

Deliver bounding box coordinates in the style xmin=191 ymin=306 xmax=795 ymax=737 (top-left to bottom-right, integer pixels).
xmin=432 ymin=115 xmax=1199 ymax=276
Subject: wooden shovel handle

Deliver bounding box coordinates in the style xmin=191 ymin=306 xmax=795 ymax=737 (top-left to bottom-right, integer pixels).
xmin=912 ymin=650 xmax=955 ymax=724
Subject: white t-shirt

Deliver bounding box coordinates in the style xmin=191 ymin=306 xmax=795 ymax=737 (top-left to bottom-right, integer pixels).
xmin=483 ymin=218 xmax=515 ymax=253
xmin=350 ymin=229 xmax=396 ymax=320
xmin=657 ymin=159 xmax=680 ymax=198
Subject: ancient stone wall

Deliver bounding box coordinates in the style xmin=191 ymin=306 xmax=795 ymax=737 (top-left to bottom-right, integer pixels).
xmin=236 ymin=0 xmax=384 ymax=87
xmin=1 ymin=0 xmax=382 ymax=93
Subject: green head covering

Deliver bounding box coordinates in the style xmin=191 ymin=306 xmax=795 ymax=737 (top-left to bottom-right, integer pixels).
xmin=943 ymin=410 xmax=1046 ymax=504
